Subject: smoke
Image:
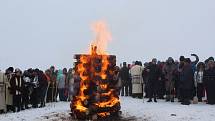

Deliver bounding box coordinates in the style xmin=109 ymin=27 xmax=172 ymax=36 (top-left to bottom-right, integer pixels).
xmin=91 ymin=20 xmax=112 ymax=54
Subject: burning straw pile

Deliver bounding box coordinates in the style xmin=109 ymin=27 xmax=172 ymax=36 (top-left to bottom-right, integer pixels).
xmin=70 ymin=21 xmax=121 ymax=120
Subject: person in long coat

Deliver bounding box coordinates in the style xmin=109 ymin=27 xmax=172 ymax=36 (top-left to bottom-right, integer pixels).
xmin=130 ymin=61 xmax=144 ymax=98
xmin=47 ymin=66 xmax=57 ymax=102
xmin=57 ymin=70 xmax=66 ymax=101
xmin=10 ymin=68 xmax=24 ymax=112
xmin=30 ymin=70 xmax=40 ymax=108
xmin=37 ymin=70 xmax=48 ymax=107
xmin=147 ymin=59 xmax=162 ymax=102
xmin=163 ymin=57 xmax=177 ymax=102
xmin=203 ymin=60 xmax=215 ymax=104
xmin=119 ymin=62 xmax=130 ymax=96
xmin=22 ymin=70 xmax=32 ymax=109
xmin=5 ymin=67 xmax=14 ymax=112
xmin=179 ymin=58 xmax=195 ymax=105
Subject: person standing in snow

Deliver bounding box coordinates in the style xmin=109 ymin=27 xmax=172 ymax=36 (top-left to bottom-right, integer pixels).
xmin=157 ymin=61 xmax=166 ymax=99
xmin=179 ymin=58 xmax=195 ymax=105
xmin=194 ymin=62 xmax=205 ymax=102
xmin=22 ymin=70 xmax=32 ymax=110
xmin=130 ymin=61 xmax=144 ymax=98
xmin=57 ymin=70 xmax=66 ymax=101
xmin=47 ymin=66 xmax=57 ymax=102
xmin=147 ymin=58 xmax=162 ymax=102
xmin=31 ymin=69 xmax=40 ymax=108
xmin=163 ymin=57 xmax=177 ymax=102
xmin=63 ymin=68 xmax=68 ymax=101
xmin=5 ymin=67 xmax=14 ymax=112
xmin=119 ymin=62 xmax=130 ymax=96
xmin=37 ymin=70 xmax=48 ymax=108
xmin=176 ymin=56 xmax=186 ymax=102
xmin=10 ymin=68 xmax=24 ymax=112
xmin=203 ymin=60 xmax=215 ymax=104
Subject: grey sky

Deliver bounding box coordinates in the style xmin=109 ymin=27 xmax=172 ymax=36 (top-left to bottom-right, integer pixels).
xmin=0 ymin=0 xmax=215 ymax=70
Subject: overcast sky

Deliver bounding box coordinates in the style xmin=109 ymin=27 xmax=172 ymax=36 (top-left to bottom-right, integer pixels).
xmin=0 ymin=0 xmax=215 ymax=70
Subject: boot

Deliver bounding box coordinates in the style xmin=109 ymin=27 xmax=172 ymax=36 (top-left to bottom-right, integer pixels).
xmin=198 ymin=98 xmax=202 ymax=102
xmin=147 ymin=99 xmax=152 ymax=102
xmin=166 ymin=95 xmax=170 ymax=102
xmin=171 ymin=98 xmax=174 ymax=102
xmin=181 ymin=99 xmax=190 ymax=105
xmin=154 ymin=98 xmax=157 ymax=103
xmin=170 ymin=95 xmax=174 ymax=102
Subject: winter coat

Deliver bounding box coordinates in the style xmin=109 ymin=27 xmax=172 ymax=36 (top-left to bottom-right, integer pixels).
xmin=203 ymin=68 xmax=215 ymax=90
xmin=4 ymin=73 xmax=13 ymax=105
xmin=203 ymin=67 xmax=215 ymax=103
xmin=130 ymin=65 xmax=144 ymax=94
xmin=57 ymin=70 xmax=66 ymax=89
xmin=179 ymin=65 xmax=194 ymax=90
xmin=163 ymin=63 xmax=177 ymax=91
xmin=10 ymin=76 xmax=24 ymax=95
xmin=119 ymin=67 xmax=130 ymax=85
xmin=38 ymin=71 xmax=48 ymax=88
xmin=194 ymin=71 xmax=204 ymax=87
xmin=147 ymin=64 xmax=161 ymax=82
xmin=203 ymin=68 xmax=215 ymax=85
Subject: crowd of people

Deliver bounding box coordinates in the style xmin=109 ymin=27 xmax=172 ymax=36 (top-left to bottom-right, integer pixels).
xmin=118 ymin=54 xmax=215 ymax=105
xmin=0 ymin=54 xmax=215 ymax=114
xmin=0 ymin=66 xmax=74 ymax=113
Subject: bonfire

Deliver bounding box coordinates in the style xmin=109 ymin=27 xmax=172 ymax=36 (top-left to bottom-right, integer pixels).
xmin=70 ymin=21 xmax=121 ymax=120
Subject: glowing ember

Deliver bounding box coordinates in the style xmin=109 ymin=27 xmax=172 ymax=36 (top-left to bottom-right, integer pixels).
xmin=70 ymin=21 xmax=121 ymax=120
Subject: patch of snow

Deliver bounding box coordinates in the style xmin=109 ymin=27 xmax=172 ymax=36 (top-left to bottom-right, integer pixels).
xmin=1 ymin=97 xmax=215 ymax=121
xmin=120 ymin=97 xmax=215 ymax=121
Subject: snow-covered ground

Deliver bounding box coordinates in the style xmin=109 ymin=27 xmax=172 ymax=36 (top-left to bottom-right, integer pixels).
xmin=1 ymin=97 xmax=215 ymax=121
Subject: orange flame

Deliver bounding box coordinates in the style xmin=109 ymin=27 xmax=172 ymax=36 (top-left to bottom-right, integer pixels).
xmin=74 ymin=55 xmax=90 ymax=112
xmin=90 ymin=21 xmax=112 ymax=54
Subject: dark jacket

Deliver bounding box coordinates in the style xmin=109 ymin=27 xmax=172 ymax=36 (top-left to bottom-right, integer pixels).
xmin=147 ymin=64 xmax=161 ymax=82
xmin=179 ymin=64 xmax=194 ymax=90
xmin=119 ymin=66 xmax=130 ymax=84
xmin=10 ymin=76 xmax=24 ymax=95
xmin=38 ymin=71 xmax=48 ymax=88
xmin=203 ymin=67 xmax=215 ymax=87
